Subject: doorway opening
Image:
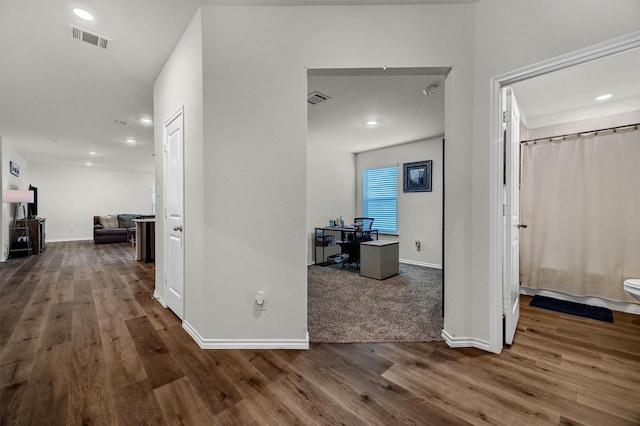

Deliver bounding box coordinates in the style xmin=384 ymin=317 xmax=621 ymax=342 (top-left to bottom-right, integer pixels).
xmin=489 ymin=32 xmax=640 ymax=353
xmin=306 ymin=67 xmax=449 ymax=343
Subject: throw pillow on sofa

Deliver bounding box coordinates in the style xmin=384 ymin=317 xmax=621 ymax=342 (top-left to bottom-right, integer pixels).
xmin=118 ymin=214 xmax=138 ymax=229
xmin=99 ymin=215 xmax=119 ymax=229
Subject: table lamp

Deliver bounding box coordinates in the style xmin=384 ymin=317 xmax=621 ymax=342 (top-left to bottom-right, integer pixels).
xmin=3 ymin=189 xmax=35 ymax=227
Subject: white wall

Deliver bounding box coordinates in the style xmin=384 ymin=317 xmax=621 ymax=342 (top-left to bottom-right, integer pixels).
xmin=28 ymin=163 xmax=154 ymax=241
xmin=1 ymin=138 xmax=29 ymax=260
xmin=470 ymin=0 xmax=640 ymax=349
xmin=1 ymin=137 xmax=3 ymax=259
xmin=153 ymin=10 xmax=204 ymax=318
xmin=356 ymin=138 xmax=443 ymax=267
xmin=307 ymin=144 xmax=356 ymax=265
xmin=192 ymin=4 xmax=474 ymax=345
xmin=156 ymin=1 xmax=639 ymax=350
xmin=528 ymin=110 xmax=640 ymax=140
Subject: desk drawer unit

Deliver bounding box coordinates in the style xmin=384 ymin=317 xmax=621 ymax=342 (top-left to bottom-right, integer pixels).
xmin=360 ymin=240 xmax=399 ymax=280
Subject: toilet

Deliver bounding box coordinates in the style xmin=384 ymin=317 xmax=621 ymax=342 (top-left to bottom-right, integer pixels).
xmin=623 ymin=279 xmax=640 ymax=301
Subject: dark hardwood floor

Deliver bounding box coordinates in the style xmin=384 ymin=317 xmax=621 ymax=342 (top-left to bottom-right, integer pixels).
xmin=1 ymin=241 xmax=639 ymax=425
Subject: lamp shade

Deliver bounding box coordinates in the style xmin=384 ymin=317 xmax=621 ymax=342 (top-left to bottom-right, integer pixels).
xmin=3 ymin=190 xmax=34 ymax=203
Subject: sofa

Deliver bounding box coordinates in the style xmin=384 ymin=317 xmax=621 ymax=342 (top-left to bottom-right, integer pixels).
xmin=93 ymin=214 xmax=140 ymax=244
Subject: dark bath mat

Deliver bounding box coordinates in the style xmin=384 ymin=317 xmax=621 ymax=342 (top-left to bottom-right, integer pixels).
xmin=530 ymin=295 xmax=614 ymax=323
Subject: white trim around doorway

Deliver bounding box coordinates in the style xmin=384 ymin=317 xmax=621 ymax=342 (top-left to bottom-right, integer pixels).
xmin=488 ymin=31 xmax=640 ymax=354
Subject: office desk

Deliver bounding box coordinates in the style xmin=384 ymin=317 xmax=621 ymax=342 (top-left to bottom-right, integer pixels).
xmin=134 ymin=218 xmax=155 ymax=263
xmin=314 ymin=226 xmax=378 ymax=266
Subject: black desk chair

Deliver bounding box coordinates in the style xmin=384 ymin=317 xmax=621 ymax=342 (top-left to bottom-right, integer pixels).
xmin=354 ymin=217 xmax=374 ymax=237
xmin=340 ymin=218 xmax=375 ymax=268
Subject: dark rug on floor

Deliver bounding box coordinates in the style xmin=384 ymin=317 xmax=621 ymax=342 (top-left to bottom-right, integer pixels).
xmin=307 ymin=263 xmax=443 ymax=343
xmin=530 ymin=295 xmax=614 ymax=323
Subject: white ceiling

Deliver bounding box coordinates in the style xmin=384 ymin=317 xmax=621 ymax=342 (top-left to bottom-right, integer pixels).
xmin=308 ymin=69 xmax=447 ymax=153
xmin=1 ymin=1 xmax=638 ymax=174
xmin=510 ymin=48 xmax=640 ymax=129
xmin=0 ymin=0 xmax=201 ymax=174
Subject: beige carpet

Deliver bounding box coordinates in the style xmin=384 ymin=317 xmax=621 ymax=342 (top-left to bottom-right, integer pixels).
xmin=307 ymin=263 xmax=443 ymax=343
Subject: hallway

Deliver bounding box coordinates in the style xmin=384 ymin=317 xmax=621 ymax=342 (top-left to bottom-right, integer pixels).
xmin=1 ymin=241 xmax=639 ymax=425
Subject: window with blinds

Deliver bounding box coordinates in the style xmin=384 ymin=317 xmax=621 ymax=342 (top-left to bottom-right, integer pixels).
xmin=362 ymin=166 xmax=398 ymax=233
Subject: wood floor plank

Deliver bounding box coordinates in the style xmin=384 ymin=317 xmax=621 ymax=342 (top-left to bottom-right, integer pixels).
xmin=125 ymin=315 xmax=185 ymax=389
xmin=0 ymin=380 xmax=27 ymax=426
xmin=278 ymin=344 xmax=430 ymax=425
xmin=98 ymin=314 xmax=148 ymax=391
xmin=154 ymin=376 xmax=213 ymax=426
xmin=157 ymin=324 xmax=243 ymax=415
xmin=428 ymin=347 xmax=636 ymax=426
xmin=38 ymin=301 xmax=73 ymax=351
xmin=65 ymin=345 xmax=117 ymax=425
xmin=324 ymin=343 xmax=394 ymax=375
xmin=0 ymin=263 xmax=41 ymax=351
xmin=266 ymin=368 xmax=368 ymax=426
xmin=2 ymin=241 xmax=639 ymax=425
xmin=577 ymin=386 xmax=640 ymax=423
xmin=239 ymin=349 xmax=297 ymax=382
xmin=112 ymin=379 xmax=166 ymax=426
xmin=14 ymin=342 xmax=72 ymax=425
xmin=310 ymin=344 xmax=475 ymax=426
xmin=0 ymin=279 xmax=54 ymax=387
xmin=383 ymin=362 xmax=556 ymax=426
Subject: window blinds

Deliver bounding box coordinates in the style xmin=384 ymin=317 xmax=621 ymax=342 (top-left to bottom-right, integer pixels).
xmin=363 ymin=166 xmax=398 ymax=233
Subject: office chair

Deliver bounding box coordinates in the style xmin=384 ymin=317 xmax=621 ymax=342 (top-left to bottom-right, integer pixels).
xmin=339 ymin=218 xmax=375 ymax=268
xmin=354 ymin=217 xmax=374 ymax=234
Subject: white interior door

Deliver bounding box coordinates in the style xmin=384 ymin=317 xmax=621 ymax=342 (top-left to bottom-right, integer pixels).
xmin=503 ymin=88 xmax=521 ymax=345
xmin=164 ymin=108 xmax=185 ymax=319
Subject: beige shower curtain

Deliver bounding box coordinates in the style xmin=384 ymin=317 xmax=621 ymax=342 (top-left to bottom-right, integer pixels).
xmin=520 ymin=127 xmax=640 ymax=303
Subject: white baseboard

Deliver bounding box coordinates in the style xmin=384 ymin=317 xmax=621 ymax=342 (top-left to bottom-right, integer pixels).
xmin=400 ymin=259 xmax=442 ymax=269
xmin=183 ymin=321 xmax=310 ymax=350
xmin=153 ymin=291 xmax=167 ymax=308
xmin=46 ymin=237 xmax=93 ymax=243
xmin=441 ymin=329 xmax=496 ymax=353
xmin=521 ymin=287 xmax=640 ymax=315
xmin=309 ymin=259 xmax=441 ymax=269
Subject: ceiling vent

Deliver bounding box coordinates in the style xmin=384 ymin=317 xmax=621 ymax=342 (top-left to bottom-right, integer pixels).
xmin=307 ymin=91 xmax=331 ymax=105
xmin=69 ymin=25 xmax=110 ymax=49
xmin=111 ymin=119 xmax=128 ymax=126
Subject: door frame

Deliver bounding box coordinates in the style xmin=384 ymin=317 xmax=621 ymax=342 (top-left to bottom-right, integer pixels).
xmin=488 ymin=31 xmax=640 ymax=353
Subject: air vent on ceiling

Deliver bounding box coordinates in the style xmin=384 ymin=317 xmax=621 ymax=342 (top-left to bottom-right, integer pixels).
xmin=111 ymin=119 xmax=128 ymax=126
xmin=307 ymin=91 xmax=331 ymax=105
xmin=69 ymin=25 xmax=110 ymax=49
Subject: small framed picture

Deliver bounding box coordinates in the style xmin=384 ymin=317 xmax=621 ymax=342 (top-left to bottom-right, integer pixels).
xmin=403 ymin=160 xmax=432 ymax=193
xmin=10 ymin=161 xmax=19 ymax=177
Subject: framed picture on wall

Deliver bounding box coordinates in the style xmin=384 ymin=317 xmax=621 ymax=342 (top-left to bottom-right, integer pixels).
xmin=403 ymin=160 xmax=432 ymax=192
xmin=10 ymin=161 xmax=19 ymax=177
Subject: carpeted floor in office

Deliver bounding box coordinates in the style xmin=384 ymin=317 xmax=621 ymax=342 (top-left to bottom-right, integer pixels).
xmin=307 ymin=263 xmax=443 ymax=343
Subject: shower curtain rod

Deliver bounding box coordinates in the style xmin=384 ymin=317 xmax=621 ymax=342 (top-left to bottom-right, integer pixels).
xmin=521 ymin=122 xmax=639 ymax=145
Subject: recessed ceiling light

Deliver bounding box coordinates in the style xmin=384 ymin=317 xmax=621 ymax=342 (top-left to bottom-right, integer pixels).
xmin=125 ymin=138 xmax=136 ymax=144
xmin=73 ymin=8 xmax=94 ymax=21
xmin=89 ymin=151 xmax=96 ymax=156
xmin=86 ymin=162 xmax=92 ymax=166
xmin=140 ymin=117 xmax=153 ymax=124
xmin=595 ymin=94 xmax=612 ymax=101
xmin=366 ymin=120 xmax=380 ymax=127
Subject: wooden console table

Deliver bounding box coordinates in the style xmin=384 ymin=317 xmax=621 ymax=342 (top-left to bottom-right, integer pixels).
xmin=16 ymin=218 xmax=46 ymax=255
